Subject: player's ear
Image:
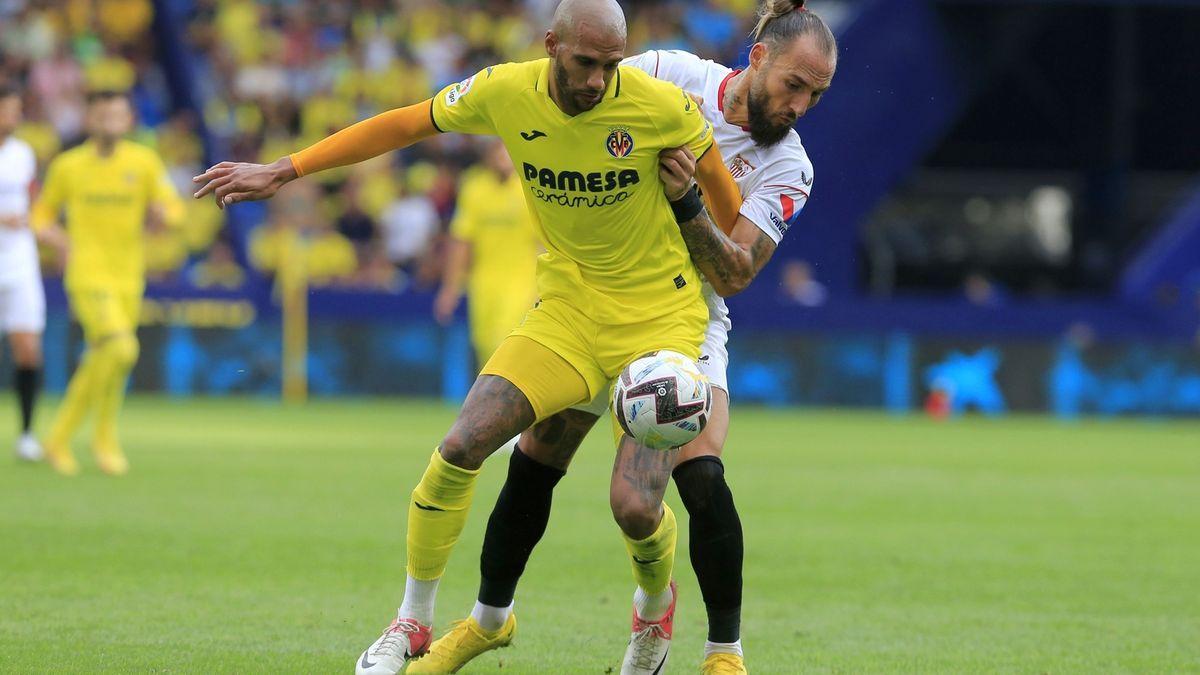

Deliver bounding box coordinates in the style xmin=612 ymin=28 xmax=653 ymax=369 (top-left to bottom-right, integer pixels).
xmin=748 ymin=42 xmax=769 ymax=70
xmin=545 ymin=30 xmax=558 ymax=57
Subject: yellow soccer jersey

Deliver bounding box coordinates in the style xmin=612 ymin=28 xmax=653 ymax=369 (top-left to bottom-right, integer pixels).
xmin=432 ymin=59 xmax=715 ymax=325
xmin=450 ymin=167 xmax=540 ymax=307
xmin=32 ymin=139 xmax=183 ymax=293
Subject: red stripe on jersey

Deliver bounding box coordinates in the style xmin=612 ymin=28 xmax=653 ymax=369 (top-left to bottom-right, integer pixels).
xmin=780 ymin=194 xmax=795 ymax=221
xmin=764 ymin=183 xmax=811 ymax=199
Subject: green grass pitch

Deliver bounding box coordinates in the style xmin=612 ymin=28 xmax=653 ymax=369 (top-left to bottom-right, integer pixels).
xmin=2 ymin=396 xmax=1198 ymax=673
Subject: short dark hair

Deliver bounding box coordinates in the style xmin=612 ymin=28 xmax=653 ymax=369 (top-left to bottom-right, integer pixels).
xmin=86 ymin=90 xmax=131 ymax=105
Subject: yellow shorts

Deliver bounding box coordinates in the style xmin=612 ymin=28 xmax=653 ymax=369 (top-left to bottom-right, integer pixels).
xmin=481 ymin=296 xmax=706 ymax=421
xmin=70 ymin=289 xmax=141 ymax=343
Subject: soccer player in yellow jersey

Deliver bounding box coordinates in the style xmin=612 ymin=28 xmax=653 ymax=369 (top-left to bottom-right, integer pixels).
xmin=193 ymin=1 xmax=743 ymax=671
xmin=434 ymin=139 xmax=540 ymax=369
xmin=423 ymin=3 xmax=838 ymax=672
xmin=32 ymin=91 xmax=183 ymax=476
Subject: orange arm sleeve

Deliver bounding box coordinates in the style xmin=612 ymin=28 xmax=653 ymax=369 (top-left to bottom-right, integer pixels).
xmin=695 ymin=145 xmax=742 ymax=236
xmin=289 ymin=100 xmax=440 ymax=177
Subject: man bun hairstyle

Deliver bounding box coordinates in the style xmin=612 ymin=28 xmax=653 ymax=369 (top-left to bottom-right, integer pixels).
xmin=752 ymin=0 xmax=837 ymax=60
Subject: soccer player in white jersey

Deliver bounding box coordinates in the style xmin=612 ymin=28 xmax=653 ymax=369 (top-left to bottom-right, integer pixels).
xmin=411 ymin=2 xmax=836 ymax=673
xmin=0 ymin=85 xmax=46 ymax=462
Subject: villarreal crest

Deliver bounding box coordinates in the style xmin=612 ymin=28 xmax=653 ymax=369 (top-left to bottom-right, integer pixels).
xmin=606 ymin=128 xmax=634 ymax=158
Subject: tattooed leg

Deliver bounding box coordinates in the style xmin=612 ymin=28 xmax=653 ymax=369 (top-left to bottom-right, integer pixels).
xmin=518 ymin=407 xmax=600 ymax=471
xmin=403 ymin=375 xmax=537 ymax=622
xmin=610 ymin=434 xmax=679 ymax=539
xmin=612 ymin=434 xmax=681 ymax=604
xmin=439 ymin=374 xmax=537 ymax=470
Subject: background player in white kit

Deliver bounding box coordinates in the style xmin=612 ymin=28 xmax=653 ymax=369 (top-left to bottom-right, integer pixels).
xmin=0 ymin=85 xmax=46 ymax=462
xmin=409 ymin=2 xmax=837 ymax=674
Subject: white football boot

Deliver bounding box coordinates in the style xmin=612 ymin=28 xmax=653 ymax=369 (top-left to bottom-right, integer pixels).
xmin=621 ymin=581 xmax=677 ymax=675
xmin=15 ymin=433 xmax=43 ymax=462
xmin=355 ymin=614 xmax=433 ymax=675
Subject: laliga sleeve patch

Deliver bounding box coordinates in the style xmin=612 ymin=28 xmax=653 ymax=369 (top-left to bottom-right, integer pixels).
xmin=444 ymin=75 xmax=476 ymax=107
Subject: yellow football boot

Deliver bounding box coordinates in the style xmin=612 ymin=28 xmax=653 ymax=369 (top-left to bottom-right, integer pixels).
xmin=93 ymin=444 xmax=129 ymax=476
xmin=407 ymin=614 xmax=516 ymax=674
xmin=701 ymin=652 xmax=748 ymax=674
xmin=45 ymin=441 xmax=79 ymax=476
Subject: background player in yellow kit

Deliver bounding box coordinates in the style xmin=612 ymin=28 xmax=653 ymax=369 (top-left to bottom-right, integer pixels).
xmin=191 ymin=1 xmax=743 ymax=671
xmin=434 ymin=139 xmax=540 ymax=370
xmin=32 ymin=91 xmax=183 ymax=476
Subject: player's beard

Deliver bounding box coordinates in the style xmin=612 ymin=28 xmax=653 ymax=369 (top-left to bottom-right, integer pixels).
xmin=553 ymin=59 xmax=603 ymax=115
xmin=747 ymin=77 xmax=794 ymax=148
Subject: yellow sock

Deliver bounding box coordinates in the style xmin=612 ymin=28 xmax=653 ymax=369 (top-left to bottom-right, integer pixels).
xmin=623 ymin=502 xmax=678 ymax=595
xmin=407 ymin=449 xmax=480 ymax=581
xmin=46 ymin=350 xmax=104 ymax=448
xmin=92 ymin=335 xmax=139 ymax=450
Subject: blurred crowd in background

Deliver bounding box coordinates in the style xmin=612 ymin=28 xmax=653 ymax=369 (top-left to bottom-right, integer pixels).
xmin=0 ymin=0 xmax=762 ymax=293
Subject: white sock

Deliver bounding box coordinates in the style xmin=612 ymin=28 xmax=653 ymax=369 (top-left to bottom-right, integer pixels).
xmin=705 ymin=639 xmax=743 ymax=658
xmin=633 ymin=585 xmax=673 ymax=622
xmin=398 ymin=575 xmax=440 ymax=625
xmin=470 ymin=600 xmax=513 ymax=632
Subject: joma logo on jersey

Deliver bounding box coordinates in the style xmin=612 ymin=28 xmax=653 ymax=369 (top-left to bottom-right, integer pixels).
xmin=605 ymin=128 xmax=634 ymax=158
xmin=523 ymin=163 xmax=639 ymax=192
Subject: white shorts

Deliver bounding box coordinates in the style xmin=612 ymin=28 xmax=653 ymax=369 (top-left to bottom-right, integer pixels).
xmin=0 ymin=269 xmax=46 ymax=334
xmin=574 ymin=316 xmax=730 ymax=417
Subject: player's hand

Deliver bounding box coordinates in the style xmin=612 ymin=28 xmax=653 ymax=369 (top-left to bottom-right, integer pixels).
xmin=658 ymin=146 xmax=697 ymax=202
xmin=0 ymin=214 xmax=24 ymax=230
xmin=145 ymin=204 xmax=167 ymax=233
xmin=37 ymin=224 xmax=70 ymax=262
xmin=433 ymin=288 xmax=460 ymax=326
xmin=192 ymin=157 xmax=298 ymax=209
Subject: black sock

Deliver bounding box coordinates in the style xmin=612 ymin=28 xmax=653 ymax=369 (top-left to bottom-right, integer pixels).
xmin=478 ymin=445 xmax=565 ymax=607
xmin=15 ymin=367 xmax=40 ymax=433
xmin=674 ymin=456 xmax=743 ymax=644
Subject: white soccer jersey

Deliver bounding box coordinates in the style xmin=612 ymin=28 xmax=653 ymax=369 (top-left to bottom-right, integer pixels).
xmin=0 ymin=135 xmax=39 ymax=285
xmin=624 ymin=49 xmax=814 ymax=390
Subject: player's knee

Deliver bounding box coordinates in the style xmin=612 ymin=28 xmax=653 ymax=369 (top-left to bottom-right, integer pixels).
xmin=438 ymin=431 xmax=475 ymax=469
xmin=516 ymin=434 xmax=571 ymax=472
xmin=12 ymin=341 xmax=42 ymax=367
xmin=110 ymin=335 xmax=140 ymax=368
xmin=673 ymin=456 xmax=729 ymax=514
xmin=438 ymin=426 xmax=496 ymax=470
xmin=517 ymin=427 xmax=583 ymax=472
xmin=609 ymin=492 xmax=660 ymax=540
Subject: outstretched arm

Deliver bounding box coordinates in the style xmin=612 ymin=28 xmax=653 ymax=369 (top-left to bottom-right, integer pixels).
xmin=660 ymin=146 xmax=777 ymax=297
xmin=192 ymin=100 xmax=440 ymax=208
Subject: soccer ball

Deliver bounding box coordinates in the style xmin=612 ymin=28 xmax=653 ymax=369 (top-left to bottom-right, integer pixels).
xmin=612 ymin=350 xmax=712 ymax=450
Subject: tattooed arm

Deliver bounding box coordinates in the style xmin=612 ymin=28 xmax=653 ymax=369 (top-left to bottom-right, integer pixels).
xmin=680 ymin=213 xmax=777 ymax=297
xmin=659 ymin=146 xmax=778 ymax=297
